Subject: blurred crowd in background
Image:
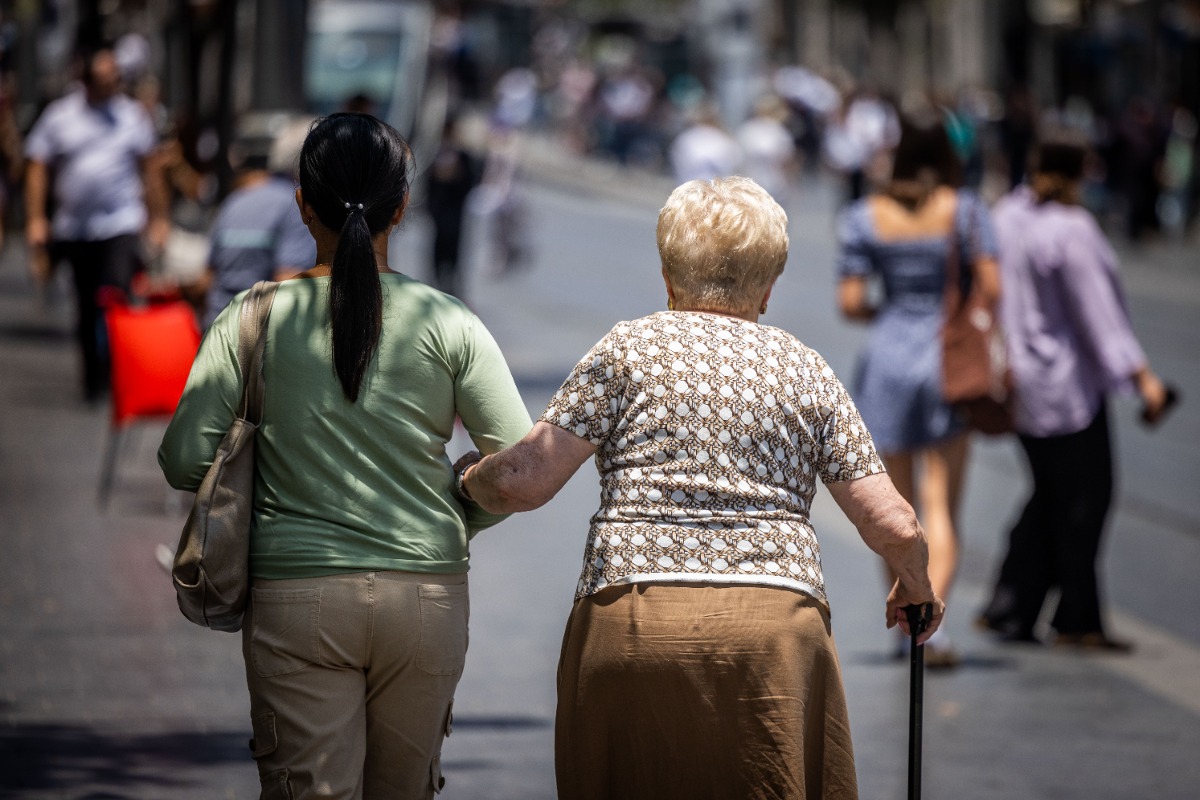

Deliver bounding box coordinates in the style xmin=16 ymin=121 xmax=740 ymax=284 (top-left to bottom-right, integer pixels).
xmin=473 ymin=6 xmax=1200 ymax=246
xmin=0 ymin=0 xmax=1197 ymax=318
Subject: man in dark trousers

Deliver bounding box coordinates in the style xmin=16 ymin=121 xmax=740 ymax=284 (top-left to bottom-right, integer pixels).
xmin=426 ymin=114 xmax=481 ymax=300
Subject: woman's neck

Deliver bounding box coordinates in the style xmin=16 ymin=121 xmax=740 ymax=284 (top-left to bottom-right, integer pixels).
xmin=296 ymin=262 xmax=396 ymax=279
xmin=310 ymin=223 xmax=394 ymax=269
xmin=673 ymin=306 xmax=759 ymax=324
xmin=313 ymin=243 xmax=392 ymax=266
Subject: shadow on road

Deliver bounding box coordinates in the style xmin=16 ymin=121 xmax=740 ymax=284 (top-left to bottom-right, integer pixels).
xmin=451 ymin=714 xmax=551 ymax=731
xmin=0 ymin=724 xmax=248 ymax=795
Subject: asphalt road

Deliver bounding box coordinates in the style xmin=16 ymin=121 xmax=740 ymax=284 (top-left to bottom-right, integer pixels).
xmin=1 ymin=165 xmax=1198 ymax=799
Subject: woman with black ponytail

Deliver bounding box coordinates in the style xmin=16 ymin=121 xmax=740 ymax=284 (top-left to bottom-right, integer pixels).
xmin=160 ymin=113 xmax=532 ymax=798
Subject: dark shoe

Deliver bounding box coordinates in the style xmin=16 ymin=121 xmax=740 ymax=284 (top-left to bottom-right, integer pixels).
xmin=974 ymin=614 xmax=1038 ymax=643
xmin=1053 ymin=632 xmax=1134 ymax=653
xmin=997 ymin=630 xmax=1042 ymax=645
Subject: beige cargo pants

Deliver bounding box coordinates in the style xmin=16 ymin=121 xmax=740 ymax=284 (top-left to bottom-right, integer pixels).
xmin=241 ymin=571 xmax=468 ymax=799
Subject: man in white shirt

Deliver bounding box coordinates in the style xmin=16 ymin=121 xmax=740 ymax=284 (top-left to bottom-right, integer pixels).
xmin=736 ymin=95 xmax=799 ymax=207
xmin=25 ymin=45 xmax=168 ymax=401
xmin=669 ymin=105 xmax=743 ymax=184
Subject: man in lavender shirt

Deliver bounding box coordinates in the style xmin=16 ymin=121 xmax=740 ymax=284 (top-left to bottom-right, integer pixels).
xmin=976 ymin=138 xmax=1172 ymax=650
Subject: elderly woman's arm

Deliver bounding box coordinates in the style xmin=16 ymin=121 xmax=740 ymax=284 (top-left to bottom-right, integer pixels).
xmin=461 ymin=421 xmax=598 ymax=513
xmin=826 ymin=473 xmax=945 ymax=643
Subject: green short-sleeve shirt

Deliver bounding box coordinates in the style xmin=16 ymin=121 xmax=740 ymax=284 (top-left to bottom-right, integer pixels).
xmin=159 ymin=274 xmax=532 ymax=579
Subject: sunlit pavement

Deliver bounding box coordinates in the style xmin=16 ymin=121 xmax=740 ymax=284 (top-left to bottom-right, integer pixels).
xmin=2 ymin=148 xmax=1198 ymax=797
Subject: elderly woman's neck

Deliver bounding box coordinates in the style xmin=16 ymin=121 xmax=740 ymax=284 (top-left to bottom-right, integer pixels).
xmin=665 ymin=279 xmax=771 ymax=324
xmin=673 ymin=305 xmax=761 ymax=324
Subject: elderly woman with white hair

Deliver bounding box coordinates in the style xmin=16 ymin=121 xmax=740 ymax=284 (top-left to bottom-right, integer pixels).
xmin=455 ymin=177 xmax=943 ymax=799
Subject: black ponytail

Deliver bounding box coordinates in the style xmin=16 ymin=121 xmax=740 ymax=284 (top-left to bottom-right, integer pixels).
xmin=298 ymin=113 xmax=413 ymax=402
xmin=329 ymin=207 xmax=382 ymax=402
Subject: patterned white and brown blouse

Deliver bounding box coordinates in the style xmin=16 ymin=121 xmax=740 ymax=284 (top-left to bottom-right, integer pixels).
xmin=542 ymin=311 xmax=885 ymax=603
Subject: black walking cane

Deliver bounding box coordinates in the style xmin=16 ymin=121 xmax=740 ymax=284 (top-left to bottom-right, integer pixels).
xmin=905 ymin=603 xmax=933 ymax=800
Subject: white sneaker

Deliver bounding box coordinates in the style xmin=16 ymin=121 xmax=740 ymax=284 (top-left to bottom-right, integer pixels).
xmin=154 ymin=543 xmax=174 ymax=576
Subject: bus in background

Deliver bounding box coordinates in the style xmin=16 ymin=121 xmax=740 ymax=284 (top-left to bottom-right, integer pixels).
xmin=238 ymin=0 xmax=441 ymax=174
xmin=305 ymin=0 xmax=435 ymax=141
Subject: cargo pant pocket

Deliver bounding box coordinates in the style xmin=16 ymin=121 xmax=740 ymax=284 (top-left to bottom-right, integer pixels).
xmin=249 ymin=587 xmax=321 ymax=678
xmin=429 ymin=699 xmax=453 ymax=794
xmin=416 ymin=583 xmax=468 ymax=675
xmin=249 ymin=711 xmax=293 ymax=799
xmin=249 ymin=710 xmax=278 ymax=758
xmin=430 ymin=754 xmax=445 ymax=794
xmin=260 ymin=768 xmax=293 ymax=800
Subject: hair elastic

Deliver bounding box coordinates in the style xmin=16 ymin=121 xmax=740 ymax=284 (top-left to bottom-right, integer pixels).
xmin=344 ymin=202 xmax=365 ymax=213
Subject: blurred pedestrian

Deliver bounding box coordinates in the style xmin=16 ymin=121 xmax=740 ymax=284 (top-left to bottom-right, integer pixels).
xmin=668 ymin=103 xmax=742 ymax=183
xmin=470 ymin=73 xmax=535 ymax=276
xmin=835 ymin=111 xmax=1000 ymax=667
xmin=736 ymin=94 xmax=799 ymax=206
xmin=430 ymin=7 xmax=482 ymax=108
xmin=596 ymin=63 xmax=656 ymax=166
xmin=823 ymin=89 xmax=898 ymax=205
xmin=456 ymin=177 xmax=944 ymax=799
xmin=1158 ymin=106 xmax=1197 ymax=234
xmin=976 ymin=137 xmax=1174 ymax=650
xmin=941 ymin=87 xmax=986 ymax=189
xmin=341 ymin=92 xmax=377 ymax=116
xmin=24 ymin=45 xmax=169 ymax=401
xmin=552 ymin=58 xmax=598 ymax=155
xmin=773 ymin=64 xmax=841 ymax=173
xmin=159 ymin=113 xmax=532 ymax=798
xmin=1113 ymin=96 xmax=1169 ymax=241
xmin=198 ymin=118 xmax=315 ymax=328
xmin=0 ymin=72 xmax=22 ymax=254
xmin=1000 ymin=84 xmax=1037 ymax=191
xmin=491 ymin=66 xmax=538 ymax=131
xmin=425 ymin=114 xmax=481 ymax=299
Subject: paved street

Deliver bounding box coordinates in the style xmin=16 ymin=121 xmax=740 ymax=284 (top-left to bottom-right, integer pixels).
xmin=2 ymin=156 xmax=1199 ymax=799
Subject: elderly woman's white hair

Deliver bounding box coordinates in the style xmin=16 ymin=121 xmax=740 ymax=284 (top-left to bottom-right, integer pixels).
xmin=657 ymin=177 xmax=789 ymax=316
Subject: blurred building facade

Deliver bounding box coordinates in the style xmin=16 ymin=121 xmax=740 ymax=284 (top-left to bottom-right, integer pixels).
xmin=9 ymin=1 xmax=1198 ymax=124
xmin=3 ymin=0 xmax=1197 ymax=220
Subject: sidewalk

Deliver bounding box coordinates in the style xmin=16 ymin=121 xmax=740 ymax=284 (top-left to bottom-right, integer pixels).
xmin=1 ymin=146 xmax=1198 ymax=798
xmin=520 ymin=126 xmax=1200 ymax=275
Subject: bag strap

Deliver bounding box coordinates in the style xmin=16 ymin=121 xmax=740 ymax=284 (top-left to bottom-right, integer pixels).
xmin=944 ymin=192 xmax=976 ymax=312
xmin=235 ymin=280 xmax=279 ymax=423
xmin=944 ymin=198 xmax=964 ymax=313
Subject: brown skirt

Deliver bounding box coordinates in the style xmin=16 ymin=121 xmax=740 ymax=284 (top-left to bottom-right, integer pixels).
xmin=555 ymin=583 xmax=858 ymax=800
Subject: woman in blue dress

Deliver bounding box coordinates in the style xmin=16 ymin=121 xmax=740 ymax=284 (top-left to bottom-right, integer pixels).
xmin=835 ymin=111 xmax=1000 ymax=666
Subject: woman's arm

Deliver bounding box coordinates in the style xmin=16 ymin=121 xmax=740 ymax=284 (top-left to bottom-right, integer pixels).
xmin=826 ymin=473 xmax=945 ymax=643
xmin=158 ymin=306 xmax=243 ymax=490
xmin=964 ymin=191 xmax=1002 ymax=309
xmin=834 ymin=203 xmax=875 ymax=321
xmin=462 ymin=421 xmax=597 ymax=514
xmin=972 ymin=255 xmax=1002 ymax=308
xmin=837 ymin=275 xmax=876 ymax=322
xmin=451 ymin=313 xmax=536 ymax=533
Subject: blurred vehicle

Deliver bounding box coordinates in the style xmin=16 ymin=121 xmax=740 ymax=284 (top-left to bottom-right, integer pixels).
xmin=305 ymin=0 xmax=434 ymax=138
xmin=236 ymin=0 xmax=437 ymax=171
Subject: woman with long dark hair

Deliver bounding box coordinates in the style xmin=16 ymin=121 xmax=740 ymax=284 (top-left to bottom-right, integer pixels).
xmin=160 ymin=113 xmax=532 ymax=798
xmin=834 ymin=111 xmax=1001 ymax=667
